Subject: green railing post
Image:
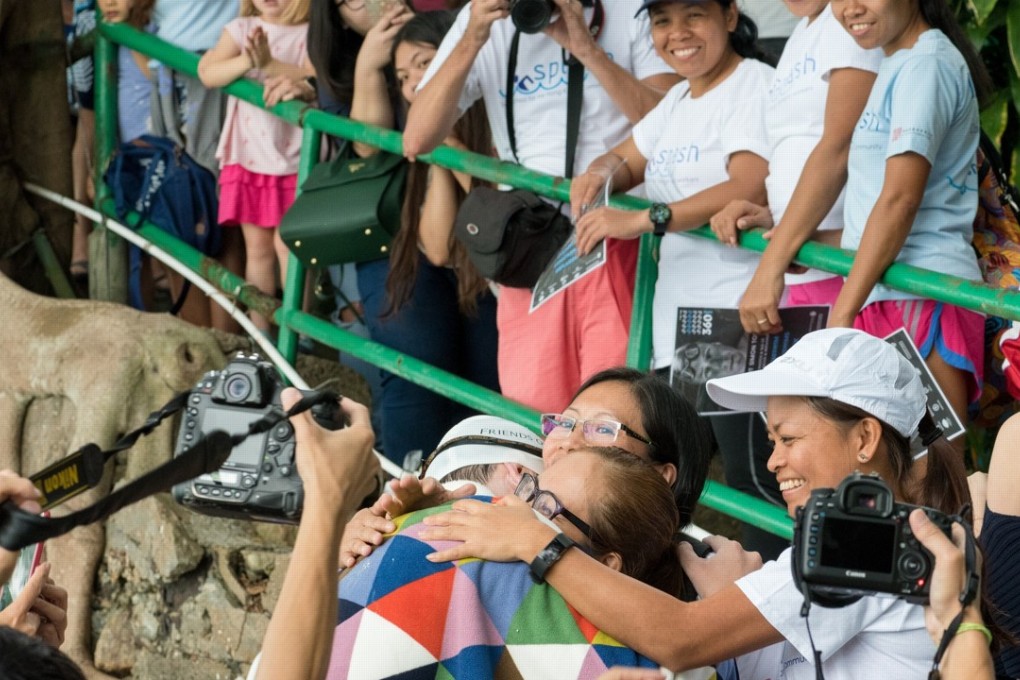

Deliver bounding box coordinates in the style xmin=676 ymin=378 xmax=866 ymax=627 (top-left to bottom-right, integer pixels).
xmin=276 ymin=129 xmax=320 ymax=366
xmin=626 ymin=234 xmax=658 ymax=370
xmin=92 ymin=23 xmax=127 ymax=303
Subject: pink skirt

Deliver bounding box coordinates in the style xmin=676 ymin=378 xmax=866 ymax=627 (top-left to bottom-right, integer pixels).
xmin=218 ymin=164 xmax=298 ymax=228
xmin=854 ymin=299 xmax=985 ymax=403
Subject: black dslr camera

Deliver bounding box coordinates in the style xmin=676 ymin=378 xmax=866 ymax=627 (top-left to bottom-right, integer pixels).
xmin=171 ymin=353 xmax=343 ymax=524
xmin=509 ymin=0 xmax=556 ymax=33
xmin=792 ymin=472 xmax=953 ymax=606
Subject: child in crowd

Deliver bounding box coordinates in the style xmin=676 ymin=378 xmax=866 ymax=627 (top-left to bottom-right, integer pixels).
xmin=829 ymin=0 xmax=990 ymax=421
xmin=199 ymin=0 xmax=314 ymax=331
xmin=99 ymin=0 xmax=157 ymax=143
xmin=68 ymin=0 xmax=96 ymax=291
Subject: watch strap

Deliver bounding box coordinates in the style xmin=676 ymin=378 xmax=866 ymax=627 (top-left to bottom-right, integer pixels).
xmin=529 ymin=533 xmax=576 ymax=583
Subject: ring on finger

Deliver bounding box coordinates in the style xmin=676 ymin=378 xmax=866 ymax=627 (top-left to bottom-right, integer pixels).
xmin=756 ymin=318 xmax=768 ymax=325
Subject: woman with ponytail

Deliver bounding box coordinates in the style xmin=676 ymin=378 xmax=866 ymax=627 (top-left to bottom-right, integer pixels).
xmin=821 ymin=0 xmax=991 ymax=424
xmin=418 ymin=329 xmax=976 ymax=678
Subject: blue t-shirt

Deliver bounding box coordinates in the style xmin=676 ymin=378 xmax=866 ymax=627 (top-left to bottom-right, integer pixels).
xmin=118 ymin=37 xmax=155 ymax=143
xmin=842 ymin=29 xmax=981 ymax=305
xmin=153 ymin=0 xmax=239 ymax=53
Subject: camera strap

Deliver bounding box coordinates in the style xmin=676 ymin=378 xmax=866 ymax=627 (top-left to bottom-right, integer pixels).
xmin=0 ymin=390 xmax=338 ymax=552
xmin=504 ymin=0 xmax=604 ymax=179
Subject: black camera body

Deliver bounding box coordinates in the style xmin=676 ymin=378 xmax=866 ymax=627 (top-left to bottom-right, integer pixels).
xmin=510 ymin=0 xmax=555 ymax=33
xmin=793 ymin=472 xmax=953 ymax=605
xmin=171 ymin=353 xmax=342 ymax=524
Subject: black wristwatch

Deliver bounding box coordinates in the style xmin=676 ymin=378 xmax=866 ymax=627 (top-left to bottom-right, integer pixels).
xmin=529 ymin=533 xmax=576 ymax=583
xmin=649 ymin=202 xmax=672 ymax=236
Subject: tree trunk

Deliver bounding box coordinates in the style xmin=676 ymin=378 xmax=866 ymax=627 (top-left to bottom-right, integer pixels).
xmin=0 ymin=0 xmax=74 ymax=295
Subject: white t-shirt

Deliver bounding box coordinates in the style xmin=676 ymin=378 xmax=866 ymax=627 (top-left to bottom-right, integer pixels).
xmin=740 ymin=0 xmax=799 ymax=40
xmin=765 ymin=5 xmax=883 ymax=285
xmin=418 ymin=1 xmax=671 ymax=176
xmin=631 ymin=59 xmax=774 ymax=369
xmin=734 ymin=549 xmax=936 ymax=680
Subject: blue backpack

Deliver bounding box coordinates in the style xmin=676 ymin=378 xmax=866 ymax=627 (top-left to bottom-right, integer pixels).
xmin=104 ymin=135 xmax=222 ymax=311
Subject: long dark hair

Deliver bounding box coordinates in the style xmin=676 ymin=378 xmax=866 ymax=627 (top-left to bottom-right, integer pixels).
xmin=308 ymin=0 xmax=365 ymax=109
xmin=918 ymin=0 xmax=993 ymax=105
xmin=386 ymin=11 xmax=492 ymax=315
xmin=573 ymin=367 xmax=712 ymax=526
xmin=702 ymin=0 xmax=776 ymax=66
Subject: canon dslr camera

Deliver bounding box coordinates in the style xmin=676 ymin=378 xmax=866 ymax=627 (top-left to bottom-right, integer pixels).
xmin=509 ymin=0 xmax=555 ymax=33
xmin=171 ymin=353 xmax=342 ymax=523
xmin=793 ymin=472 xmax=952 ymax=605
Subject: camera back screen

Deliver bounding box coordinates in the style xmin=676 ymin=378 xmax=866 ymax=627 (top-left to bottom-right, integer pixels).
xmin=820 ymin=518 xmax=896 ymax=573
xmin=203 ymin=408 xmax=267 ymax=468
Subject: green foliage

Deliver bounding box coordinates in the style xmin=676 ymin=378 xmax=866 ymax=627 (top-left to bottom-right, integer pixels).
xmin=957 ymin=0 xmax=1020 ymax=177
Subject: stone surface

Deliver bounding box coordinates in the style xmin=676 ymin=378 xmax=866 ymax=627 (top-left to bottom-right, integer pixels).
xmin=130 ymin=649 xmax=237 ymax=680
xmin=94 ymin=608 xmax=136 ymax=674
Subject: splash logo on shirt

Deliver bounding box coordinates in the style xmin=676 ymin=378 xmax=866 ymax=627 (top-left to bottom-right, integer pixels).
xmin=856 ymin=109 xmax=888 ymax=134
xmin=646 ymin=144 xmax=701 ymax=176
xmin=768 ymin=54 xmax=817 ymax=101
xmin=499 ymin=52 xmax=613 ymax=99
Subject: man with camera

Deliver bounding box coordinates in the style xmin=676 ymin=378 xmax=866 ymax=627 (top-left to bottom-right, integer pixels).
xmin=402 ymin=0 xmax=678 ymax=414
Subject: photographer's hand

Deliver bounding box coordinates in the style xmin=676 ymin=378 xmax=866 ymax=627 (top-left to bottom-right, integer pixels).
xmin=0 ymin=471 xmax=42 ymax=585
xmin=910 ymin=510 xmax=993 ymax=680
xmin=256 ymin=391 xmax=379 ymax=680
xmin=0 ymin=563 xmax=66 ymax=648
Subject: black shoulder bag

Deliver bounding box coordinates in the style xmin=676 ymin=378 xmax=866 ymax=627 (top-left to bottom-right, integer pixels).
xmin=454 ymin=1 xmax=604 ymax=289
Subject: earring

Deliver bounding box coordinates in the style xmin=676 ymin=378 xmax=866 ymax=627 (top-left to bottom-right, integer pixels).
xmin=857 ymin=453 xmax=869 ymax=463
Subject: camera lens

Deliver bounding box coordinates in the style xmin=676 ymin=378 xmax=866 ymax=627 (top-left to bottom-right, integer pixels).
xmin=510 ymin=0 xmax=553 ymax=34
xmin=897 ymin=551 xmax=927 ymax=580
xmin=224 ymin=374 xmax=252 ymax=403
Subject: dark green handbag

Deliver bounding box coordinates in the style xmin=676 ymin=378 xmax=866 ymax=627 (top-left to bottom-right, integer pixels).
xmin=280 ymin=144 xmax=408 ymax=266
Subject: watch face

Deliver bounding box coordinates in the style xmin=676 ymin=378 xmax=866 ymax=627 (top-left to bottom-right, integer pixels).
xmin=650 ymin=203 xmax=671 ymax=225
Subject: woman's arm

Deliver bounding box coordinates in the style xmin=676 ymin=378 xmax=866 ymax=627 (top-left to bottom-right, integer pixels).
xmin=828 ymin=152 xmax=930 ymax=327
xmin=569 ymin=137 xmax=646 ymax=222
xmin=418 ymin=137 xmax=472 ymax=266
xmin=256 ymin=394 xmax=381 ymax=680
xmin=349 ymin=5 xmax=412 ymax=158
xmin=420 ymin=497 xmax=782 ymax=671
xmin=198 ymin=28 xmax=252 ymax=89
xmin=736 ymin=67 xmax=878 ymax=333
xmin=574 ymin=150 xmax=767 ymax=256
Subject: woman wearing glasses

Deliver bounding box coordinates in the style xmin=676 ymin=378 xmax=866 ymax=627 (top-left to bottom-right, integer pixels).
xmin=340 ymin=366 xmax=712 ymax=582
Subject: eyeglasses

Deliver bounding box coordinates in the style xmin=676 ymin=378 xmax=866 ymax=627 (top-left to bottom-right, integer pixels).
xmin=540 ymin=413 xmax=653 ymax=447
xmin=514 ymin=472 xmax=594 ymax=540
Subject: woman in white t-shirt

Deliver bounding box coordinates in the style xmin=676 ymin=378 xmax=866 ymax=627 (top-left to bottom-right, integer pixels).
xmin=571 ymin=0 xmax=773 ymax=374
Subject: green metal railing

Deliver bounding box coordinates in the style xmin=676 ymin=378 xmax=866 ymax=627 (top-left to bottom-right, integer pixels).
xmin=93 ymin=22 xmax=1020 ymax=540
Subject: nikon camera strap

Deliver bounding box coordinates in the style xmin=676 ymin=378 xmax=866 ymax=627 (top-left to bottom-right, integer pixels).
xmin=0 ymin=391 xmax=336 ymax=552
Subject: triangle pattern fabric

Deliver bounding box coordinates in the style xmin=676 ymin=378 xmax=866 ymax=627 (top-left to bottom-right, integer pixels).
xmin=345 ymin=609 xmax=439 ymax=678
xmin=505 ymin=643 xmax=589 ymax=679
xmin=368 ymin=567 xmax=457 ymax=659
xmin=368 ymin=534 xmax=452 ymax=601
xmin=505 ymin=582 xmax=587 ymax=645
xmin=440 ymin=568 xmax=505 ymax=660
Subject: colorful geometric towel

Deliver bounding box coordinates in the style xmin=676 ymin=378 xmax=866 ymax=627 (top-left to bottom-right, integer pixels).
xmin=328 ymin=499 xmax=667 ymax=680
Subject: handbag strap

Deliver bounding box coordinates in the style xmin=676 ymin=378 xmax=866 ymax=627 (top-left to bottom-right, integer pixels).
xmin=505 ymin=0 xmax=604 ymax=179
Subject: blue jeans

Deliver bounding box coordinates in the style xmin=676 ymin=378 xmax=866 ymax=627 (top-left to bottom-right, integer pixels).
xmin=357 ymin=257 xmax=500 ymax=465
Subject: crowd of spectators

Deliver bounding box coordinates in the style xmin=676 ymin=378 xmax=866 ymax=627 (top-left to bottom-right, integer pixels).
xmin=31 ymin=0 xmax=1020 ymax=678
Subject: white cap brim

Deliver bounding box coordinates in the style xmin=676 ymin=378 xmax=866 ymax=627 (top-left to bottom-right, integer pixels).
xmin=706 ymin=360 xmax=832 ymax=413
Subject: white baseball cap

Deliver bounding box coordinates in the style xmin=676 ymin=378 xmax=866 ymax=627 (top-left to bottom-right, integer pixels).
xmin=705 ymin=328 xmax=925 ymax=438
xmin=419 ymin=415 xmax=545 ymax=482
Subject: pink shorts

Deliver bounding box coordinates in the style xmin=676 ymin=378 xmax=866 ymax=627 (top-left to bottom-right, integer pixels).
xmin=785 ymin=275 xmax=844 ymax=308
xmin=496 ymin=239 xmax=638 ymax=413
xmin=854 ymin=299 xmax=985 ymax=403
xmin=218 ymin=164 xmax=297 ymax=228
